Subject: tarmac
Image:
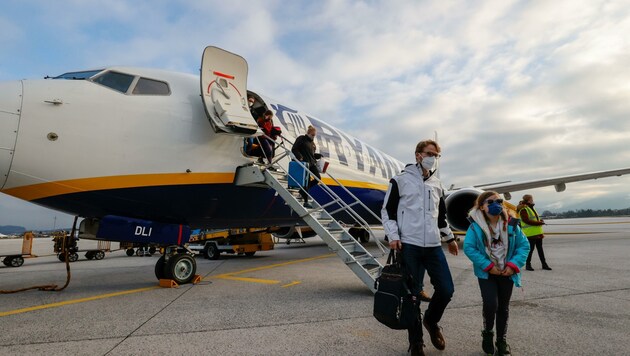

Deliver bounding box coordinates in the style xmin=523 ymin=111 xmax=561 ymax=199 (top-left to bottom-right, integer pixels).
xmin=1 ymin=217 xmax=629 ymax=355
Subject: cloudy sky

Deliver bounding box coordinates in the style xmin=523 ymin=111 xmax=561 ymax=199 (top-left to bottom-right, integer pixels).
xmin=2 ymin=0 xmax=630 ymax=230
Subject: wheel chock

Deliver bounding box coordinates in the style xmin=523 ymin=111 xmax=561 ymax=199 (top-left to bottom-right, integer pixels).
xmin=192 ymin=274 xmax=202 ymax=284
xmin=159 ymin=279 xmax=179 ymax=288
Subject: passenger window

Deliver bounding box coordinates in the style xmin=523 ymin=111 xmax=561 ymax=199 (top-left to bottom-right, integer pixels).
xmin=92 ymin=71 xmax=135 ymax=93
xmin=132 ymin=77 xmax=170 ymax=95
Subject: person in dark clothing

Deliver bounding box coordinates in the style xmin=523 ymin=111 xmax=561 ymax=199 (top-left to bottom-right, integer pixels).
xmin=291 ymin=125 xmax=321 ymax=208
xmin=517 ymin=194 xmax=551 ymax=271
xmin=256 ymin=110 xmax=277 ymax=166
xmin=381 ymin=139 xmax=459 ymax=356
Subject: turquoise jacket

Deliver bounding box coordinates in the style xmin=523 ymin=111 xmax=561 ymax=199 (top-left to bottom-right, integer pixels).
xmin=463 ymin=210 xmax=530 ymax=287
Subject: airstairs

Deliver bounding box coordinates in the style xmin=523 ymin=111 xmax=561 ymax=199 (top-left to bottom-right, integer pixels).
xmin=234 ymin=137 xmax=388 ymax=292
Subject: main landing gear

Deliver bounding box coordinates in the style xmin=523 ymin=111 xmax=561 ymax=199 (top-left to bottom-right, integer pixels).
xmin=154 ymin=246 xmax=197 ymax=285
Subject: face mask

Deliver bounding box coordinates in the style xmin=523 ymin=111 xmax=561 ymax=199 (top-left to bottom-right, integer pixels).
xmin=488 ymin=202 xmax=503 ymax=216
xmin=248 ymin=101 xmax=254 ymax=107
xmin=420 ymin=156 xmax=436 ymax=171
xmin=308 ymin=133 xmax=315 ymax=139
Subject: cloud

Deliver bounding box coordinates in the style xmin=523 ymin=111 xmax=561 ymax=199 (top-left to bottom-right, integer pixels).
xmin=3 ymin=0 xmax=630 ymax=228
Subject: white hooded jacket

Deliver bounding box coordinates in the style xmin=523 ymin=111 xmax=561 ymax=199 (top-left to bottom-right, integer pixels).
xmin=381 ymin=164 xmax=454 ymax=247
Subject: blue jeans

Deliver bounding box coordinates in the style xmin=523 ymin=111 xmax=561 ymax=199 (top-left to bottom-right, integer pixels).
xmin=401 ymin=243 xmax=454 ymax=344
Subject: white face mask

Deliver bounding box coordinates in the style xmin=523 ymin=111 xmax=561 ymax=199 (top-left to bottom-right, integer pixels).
xmin=420 ymin=156 xmax=436 ymax=171
xmin=248 ymin=100 xmax=254 ymax=107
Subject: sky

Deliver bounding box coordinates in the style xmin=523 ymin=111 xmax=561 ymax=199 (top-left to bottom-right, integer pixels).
xmin=2 ymin=0 xmax=630 ymax=230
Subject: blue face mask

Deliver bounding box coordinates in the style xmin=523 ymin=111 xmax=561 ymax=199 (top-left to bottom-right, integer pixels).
xmin=487 ymin=202 xmax=503 ymax=216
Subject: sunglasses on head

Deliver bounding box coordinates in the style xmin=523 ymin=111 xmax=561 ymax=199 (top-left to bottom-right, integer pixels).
xmin=485 ymin=198 xmax=504 ymax=205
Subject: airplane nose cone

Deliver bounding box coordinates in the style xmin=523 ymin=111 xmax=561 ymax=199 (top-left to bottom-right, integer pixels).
xmin=0 ymin=80 xmax=23 ymax=189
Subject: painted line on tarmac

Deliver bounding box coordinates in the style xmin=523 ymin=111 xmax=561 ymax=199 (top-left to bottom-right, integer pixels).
xmin=1 ymin=254 xmax=335 ymax=317
xmin=281 ymin=281 xmax=301 ymax=288
xmin=0 ymin=286 xmax=159 ymax=318
xmin=217 ymin=275 xmax=280 ymax=284
xmin=209 ymin=253 xmax=335 ymax=285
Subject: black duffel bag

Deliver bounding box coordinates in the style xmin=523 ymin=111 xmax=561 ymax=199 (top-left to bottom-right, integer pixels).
xmin=373 ymin=249 xmax=418 ymax=330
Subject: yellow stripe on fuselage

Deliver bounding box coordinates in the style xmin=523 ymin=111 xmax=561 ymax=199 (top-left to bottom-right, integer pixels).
xmin=1 ymin=173 xmax=388 ymax=201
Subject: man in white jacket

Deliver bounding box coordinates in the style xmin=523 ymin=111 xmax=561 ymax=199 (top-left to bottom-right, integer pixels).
xmin=382 ymin=139 xmax=458 ymax=356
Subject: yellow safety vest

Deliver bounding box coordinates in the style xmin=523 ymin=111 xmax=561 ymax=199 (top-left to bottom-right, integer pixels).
xmin=518 ymin=206 xmax=544 ymax=237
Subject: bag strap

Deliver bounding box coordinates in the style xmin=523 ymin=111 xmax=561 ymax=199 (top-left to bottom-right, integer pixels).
xmin=386 ymin=249 xmax=396 ymax=265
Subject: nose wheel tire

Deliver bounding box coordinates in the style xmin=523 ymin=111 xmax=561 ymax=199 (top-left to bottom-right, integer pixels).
xmin=164 ymin=254 xmax=196 ymax=284
xmin=155 ymin=255 xmax=167 ymax=280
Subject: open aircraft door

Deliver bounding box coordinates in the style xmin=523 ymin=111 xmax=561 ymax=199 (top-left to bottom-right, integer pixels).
xmin=201 ymin=46 xmax=259 ymax=135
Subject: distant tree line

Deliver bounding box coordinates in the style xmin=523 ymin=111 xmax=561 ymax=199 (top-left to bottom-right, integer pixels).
xmin=0 ymin=225 xmax=26 ymax=235
xmin=541 ymin=208 xmax=630 ymax=218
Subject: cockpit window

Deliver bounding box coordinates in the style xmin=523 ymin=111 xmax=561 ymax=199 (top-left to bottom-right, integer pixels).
xmin=132 ymin=77 xmax=170 ymax=95
xmin=53 ymin=70 xmax=103 ymax=80
xmin=92 ymin=71 xmax=135 ymax=93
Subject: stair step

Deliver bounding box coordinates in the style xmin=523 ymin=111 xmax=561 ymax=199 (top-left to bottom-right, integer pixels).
xmin=255 ymin=163 xmax=383 ymax=292
xmin=363 ymin=263 xmax=381 ymax=273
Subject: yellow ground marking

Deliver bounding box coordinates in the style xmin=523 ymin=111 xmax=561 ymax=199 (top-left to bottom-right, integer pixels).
xmin=1 ymin=253 xmax=335 ymax=318
xmin=0 ymin=286 xmax=159 ymax=318
xmin=281 ymin=281 xmax=301 ymax=288
xmin=209 ymin=253 xmax=335 ymax=285
xmin=216 ymin=276 xmax=280 ymax=285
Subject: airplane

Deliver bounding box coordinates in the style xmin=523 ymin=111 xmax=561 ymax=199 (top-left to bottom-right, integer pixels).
xmin=2 ymin=46 xmax=630 ymax=284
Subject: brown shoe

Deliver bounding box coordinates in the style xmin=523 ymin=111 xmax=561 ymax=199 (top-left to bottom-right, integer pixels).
xmin=419 ymin=290 xmax=432 ymax=302
xmin=423 ymin=319 xmax=446 ymax=350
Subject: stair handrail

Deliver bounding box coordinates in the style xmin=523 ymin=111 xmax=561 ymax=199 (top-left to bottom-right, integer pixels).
xmin=260 ymin=134 xmax=388 ymax=255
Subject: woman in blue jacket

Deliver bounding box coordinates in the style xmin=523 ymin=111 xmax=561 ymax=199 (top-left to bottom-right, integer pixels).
xmin=464 ymin=191 xmax=530 ymax=355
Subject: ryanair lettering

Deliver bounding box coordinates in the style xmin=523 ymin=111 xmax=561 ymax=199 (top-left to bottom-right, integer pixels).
xmin=271 ymin=104 xmax=403 ymax=179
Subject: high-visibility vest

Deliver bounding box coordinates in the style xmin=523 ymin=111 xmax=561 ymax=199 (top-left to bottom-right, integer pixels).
xmin=518 ymin=206 xmax=544 ymax=237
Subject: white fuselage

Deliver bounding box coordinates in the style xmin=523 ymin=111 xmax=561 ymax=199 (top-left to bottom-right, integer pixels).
xmin=0 ymin=67 xmax=403 ymax=228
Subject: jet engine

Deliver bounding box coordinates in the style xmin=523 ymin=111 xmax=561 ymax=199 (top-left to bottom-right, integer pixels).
xmin=444 ymin=188 xmax=483 ymax=232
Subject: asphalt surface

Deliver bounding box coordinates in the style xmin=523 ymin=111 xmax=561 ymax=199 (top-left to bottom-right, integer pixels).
xmin=1 ymin=217 xmax=629 ymax=355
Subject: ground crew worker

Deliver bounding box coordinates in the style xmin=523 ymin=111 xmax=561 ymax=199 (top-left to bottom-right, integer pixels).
xmin=517 ymin=194 xmax=552 ymax=271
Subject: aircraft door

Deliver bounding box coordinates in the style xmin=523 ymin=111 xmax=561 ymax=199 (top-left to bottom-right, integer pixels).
xmin=201 ymin=46 xmax=259 ymax=135
xmin=0 ymin=80 xmax=22 ymax=189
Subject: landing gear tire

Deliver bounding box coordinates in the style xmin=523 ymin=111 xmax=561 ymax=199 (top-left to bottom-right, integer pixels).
xmin=204 ymin=244 xmax=220 ymax=260
xmin=94 ymin=250 xmax=105 ymax=260
xmin=126 ymin=248 xmax=134 ymax=257
xmin=149 ymin=247 xmax=157 ymax=255
xmin=164 ymin=254 xmax=196 ymax=284
xmin=155 ymin=255 xmax=167 ymax=280
xmin=85 ymin=251 xmax=95 ymax=260
xmin=57 ymin=254 xmax=65 ymax=262
xmin=68 ymin=252 xmax=79 ymax=262
xmin=136 ymin=249 xmax=144 ymax=257
xmin=245 ymin=252 xmax=256 ymax=257
xmin=3 ymin=257 xmax=11 ymax=266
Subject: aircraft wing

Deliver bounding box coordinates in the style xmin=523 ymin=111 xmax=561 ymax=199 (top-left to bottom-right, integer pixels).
xmin=480 ymin=167 xmax=630 ymax=194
